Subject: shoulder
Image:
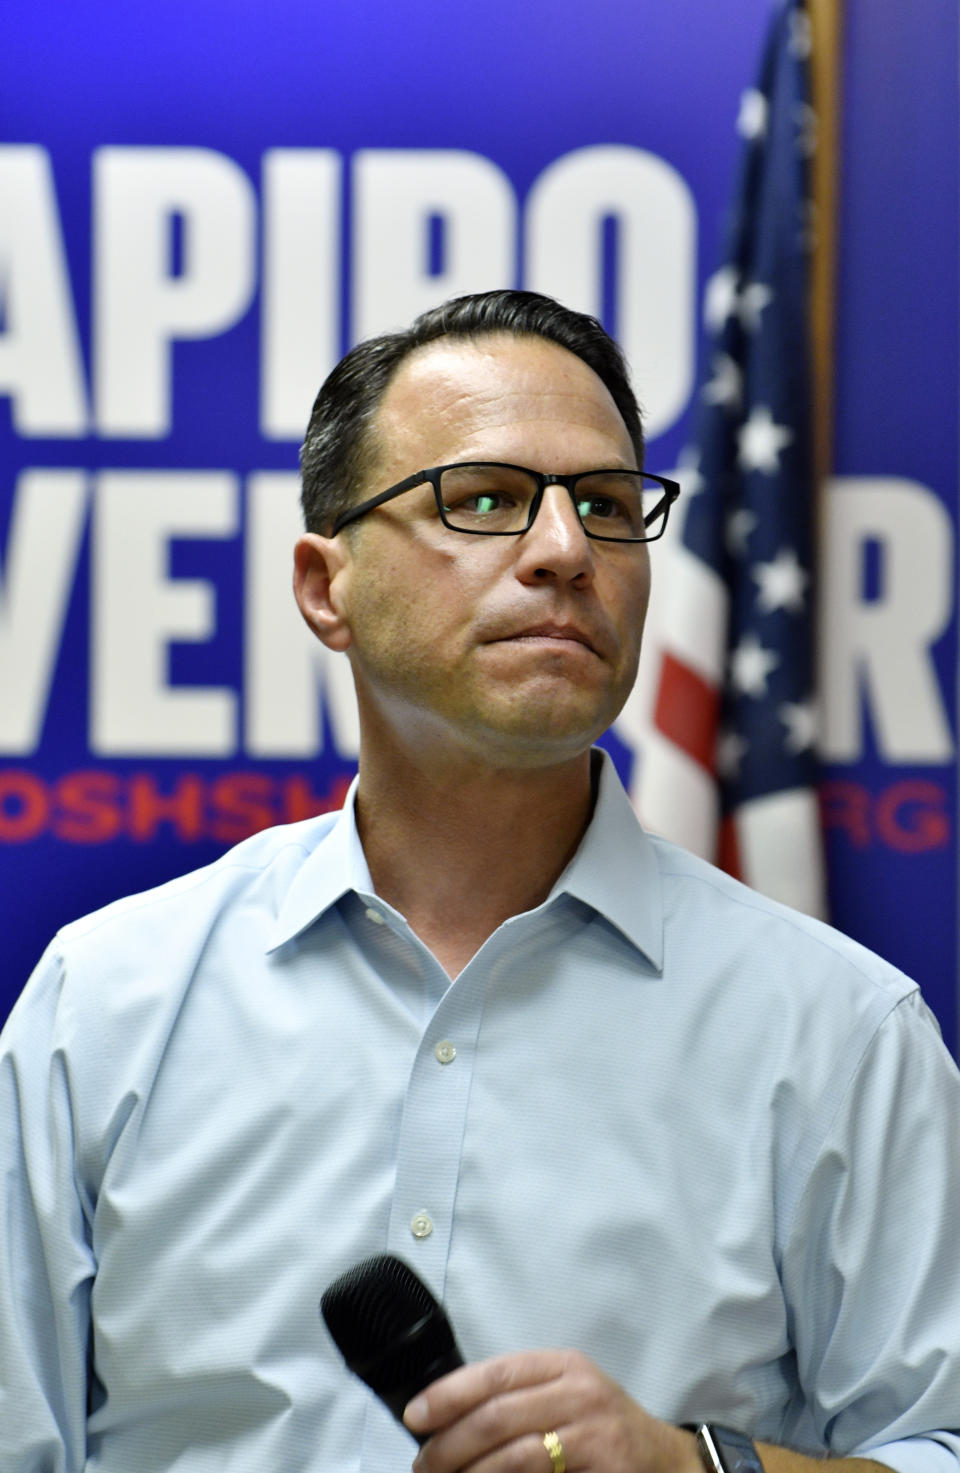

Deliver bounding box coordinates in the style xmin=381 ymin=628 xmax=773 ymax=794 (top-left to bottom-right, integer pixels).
xmin=647 ymin=830 xmax=921 ymax=1015
xmin=71 ymin=813 xmax=334 ymax=925
xmin=43 ymin=818 xmax=341 ymax=978
xmin=3 ymin=812 xmax=344 ymax=1094
xmin=642 ymin=836 xmax=955 ymax=1199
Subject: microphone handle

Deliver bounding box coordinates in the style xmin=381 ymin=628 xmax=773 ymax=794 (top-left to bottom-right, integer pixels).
xmin=354 ymin=1306 xmax=464 ymax=1437
xmin=378 ymin=1343 xmax=465 ymax=1434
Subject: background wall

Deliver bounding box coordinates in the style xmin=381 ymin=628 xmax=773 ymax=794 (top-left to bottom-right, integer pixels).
xmin=1 ymin=0 xmax=957 ymax=1047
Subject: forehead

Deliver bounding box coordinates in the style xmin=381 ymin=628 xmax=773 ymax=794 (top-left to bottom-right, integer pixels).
xmin=370 ymin=333 xmax=635 ymax=477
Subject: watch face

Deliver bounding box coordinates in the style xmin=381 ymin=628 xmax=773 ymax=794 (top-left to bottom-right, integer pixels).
xmin=703 ymin=1425 xmax=765 ymax=1473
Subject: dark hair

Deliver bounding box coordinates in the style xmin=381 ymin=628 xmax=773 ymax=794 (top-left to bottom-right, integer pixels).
xmin=299 ymin=289 xmax=644 ymax=535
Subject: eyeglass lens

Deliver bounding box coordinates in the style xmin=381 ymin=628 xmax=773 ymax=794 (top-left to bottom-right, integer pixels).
xmin=438 ymin=464 xmax=668 ymax=540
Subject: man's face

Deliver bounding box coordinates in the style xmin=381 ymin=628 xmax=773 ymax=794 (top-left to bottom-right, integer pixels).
xmin=311 ymin=332 xmax=652 ymax=771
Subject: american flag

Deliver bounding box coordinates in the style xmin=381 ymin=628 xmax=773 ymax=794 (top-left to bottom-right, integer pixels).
xmin=631 ymin=0 xmax=826 ymax=917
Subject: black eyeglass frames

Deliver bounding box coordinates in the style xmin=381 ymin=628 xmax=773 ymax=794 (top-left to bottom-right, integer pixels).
xmin=329 ymin=462 xmax=681 ymax=543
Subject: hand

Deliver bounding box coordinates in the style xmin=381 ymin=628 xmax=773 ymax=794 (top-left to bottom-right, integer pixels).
xmin=403 ymin=1348 xmax=703 ymax=1473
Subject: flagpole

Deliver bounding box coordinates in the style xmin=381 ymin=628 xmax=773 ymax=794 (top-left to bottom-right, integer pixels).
xmin=808 ymin=0 xmax=842 ymax=492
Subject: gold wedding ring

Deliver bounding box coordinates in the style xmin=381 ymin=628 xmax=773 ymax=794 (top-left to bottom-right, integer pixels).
xmin=543 ymin=1430 xmax=566 ymax=1473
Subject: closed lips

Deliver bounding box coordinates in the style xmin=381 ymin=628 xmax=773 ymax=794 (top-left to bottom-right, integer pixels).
xmin=498 ymin=623 xmax=599 ymax=652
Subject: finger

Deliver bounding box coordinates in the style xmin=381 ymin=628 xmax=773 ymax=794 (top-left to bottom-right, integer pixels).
xmin=417 ymin=1426 xmax=571 ymax=1473
xmin=404 ymin=1351 xmax=569 ymax=1436
xmin=412 ymin=1382 xmax=575 ymax=1473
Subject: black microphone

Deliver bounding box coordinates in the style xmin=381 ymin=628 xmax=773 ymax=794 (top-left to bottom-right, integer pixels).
xmin=320 ymin=1253 xmax=464 ymax=1440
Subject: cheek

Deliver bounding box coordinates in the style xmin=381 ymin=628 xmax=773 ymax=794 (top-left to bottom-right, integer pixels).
xmin=637 ymin=565 xmax=653 ymax=630
xmin=346 ymin=543 xmax=487 ymax=657
xmin=385 ymin=536 xmax=503 ymax=612
xmin=609 ymin=555 xmax=651 ymax=635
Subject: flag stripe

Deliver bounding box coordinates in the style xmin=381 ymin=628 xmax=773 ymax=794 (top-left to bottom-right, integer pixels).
xmin=654 ymin=654 xmax=719 ymax=773
xmin=734 ymin=790 xmax=827 ymax=915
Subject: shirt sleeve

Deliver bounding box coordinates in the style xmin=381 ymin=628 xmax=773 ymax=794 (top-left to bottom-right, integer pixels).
xmin=0 ymin=943 xmax=95 ymax=1473
xmin=780 ymin=990 xmax=960 ymax=1473
xmin=863 ymin=1436 xmax=960 ymax=1473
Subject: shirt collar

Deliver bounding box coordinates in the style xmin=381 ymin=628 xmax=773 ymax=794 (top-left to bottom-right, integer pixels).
xmin=546 ymin=748 xmax=663 ymax=971
xmin=267 ymin=751 xmax=663 ymax=970
xmin=266 ymin=775 xmax=372 ymax=952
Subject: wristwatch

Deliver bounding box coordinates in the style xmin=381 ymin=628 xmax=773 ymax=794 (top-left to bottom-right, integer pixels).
xmin=684 ymin=1423 xmax=766 ymax=1473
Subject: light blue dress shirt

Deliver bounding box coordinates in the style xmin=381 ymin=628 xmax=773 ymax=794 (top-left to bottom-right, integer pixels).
xmin=2 ymin=754 xmax=959 ymax=1473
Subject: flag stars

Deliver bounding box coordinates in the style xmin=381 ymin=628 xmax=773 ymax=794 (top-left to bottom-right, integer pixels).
xmin=730 ymin=633 xmax=780 ymax=697
xmin=778 ymin=700 xmax=819 ymax=754
xmin=726 ymin=507 xmax=758 ymax=557
xmin=737 ymin=87 xmax=768 ymax=140
xmin=717 ymin=728 xmax=749 ymax=779
xmin=738 ymin=280 xmax=774 ymax=332
xmin=753 ymin=548 xmax=809 ymax=612
xmin=704 ymin=265 xmax=740 ymax=332
xmin=737 ymin=405 xmax=794 ymax=473
xmin=702 ymin=353 xmax=743 ymax=410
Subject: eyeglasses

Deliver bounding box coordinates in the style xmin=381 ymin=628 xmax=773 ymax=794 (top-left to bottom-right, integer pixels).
xmin=329 ymin=462 xmax=681 ymax=543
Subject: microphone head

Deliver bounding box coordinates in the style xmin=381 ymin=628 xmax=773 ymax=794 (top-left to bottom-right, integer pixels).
xmin=320 ymin=1253 xmax=463 ymax=1428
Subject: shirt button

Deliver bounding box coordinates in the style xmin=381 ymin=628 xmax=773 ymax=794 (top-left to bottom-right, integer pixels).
xmin=365 ymin=907 xmax=385 ymax=925
xmin=410 ymin=1212 xmax=434 ymax=1239
xmin=434 ymin=1040 xmax=457 ymax=1065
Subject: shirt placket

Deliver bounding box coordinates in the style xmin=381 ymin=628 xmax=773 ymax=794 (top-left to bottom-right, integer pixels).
xmin=356 ymin=942 xmax=493 ymax=1472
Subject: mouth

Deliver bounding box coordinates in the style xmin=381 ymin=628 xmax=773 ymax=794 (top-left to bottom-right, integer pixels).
xmin=493 ymin=622 xmax=601 ymax=656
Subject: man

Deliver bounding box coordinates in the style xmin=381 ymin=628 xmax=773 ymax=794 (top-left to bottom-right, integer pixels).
xmin=2 ymin=290 xmax=959 ymax=1473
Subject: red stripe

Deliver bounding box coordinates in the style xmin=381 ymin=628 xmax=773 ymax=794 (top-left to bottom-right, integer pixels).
xmin=653 ymin=653 xmax=720 ymax=773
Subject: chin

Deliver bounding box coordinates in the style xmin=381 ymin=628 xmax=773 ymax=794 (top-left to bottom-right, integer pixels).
xmin=498 ymin=683 xmax=625 ymax=740
xmin=465 ymin=707 xmax=615 ymax=769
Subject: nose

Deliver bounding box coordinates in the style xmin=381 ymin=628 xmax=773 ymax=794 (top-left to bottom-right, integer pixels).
xmin=514 ymin=483 xmax=596 ymax=585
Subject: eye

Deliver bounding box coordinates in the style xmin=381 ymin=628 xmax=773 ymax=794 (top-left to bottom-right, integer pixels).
xmin=576 ymin=493 xmax=623 ymax=522
xmin=574 ymin=473 xmax=649 ymax=537
xmin=452 ymin=490 xmax=517 ymax=516
xmin=439 ymin=465 xmax=534 ymax=530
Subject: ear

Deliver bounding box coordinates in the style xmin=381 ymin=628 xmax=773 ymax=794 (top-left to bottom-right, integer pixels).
xmin=293 ymin=533 xmax=353 ymax=652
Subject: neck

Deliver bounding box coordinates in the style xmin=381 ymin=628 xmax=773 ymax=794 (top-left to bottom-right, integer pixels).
xmin=353 ymin=743 xmax=597 ymax=978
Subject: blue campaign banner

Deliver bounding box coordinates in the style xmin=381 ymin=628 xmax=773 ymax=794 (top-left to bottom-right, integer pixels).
xmin=1 ymin=0 xmax=957 ymax=1049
